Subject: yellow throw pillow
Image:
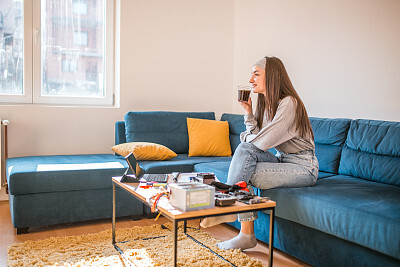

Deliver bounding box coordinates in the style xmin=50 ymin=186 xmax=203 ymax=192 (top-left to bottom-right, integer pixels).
xmin=187 ymin=118 xmax=232 ymax=157
xmin=111 ymin=142 xmax=177 ymax=160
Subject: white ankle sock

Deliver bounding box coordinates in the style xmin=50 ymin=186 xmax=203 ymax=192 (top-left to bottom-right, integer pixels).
xmin=217 ymin=232 xmax=257 ymax=250
xmin=200 ymin=214 xmax=237 ymax=228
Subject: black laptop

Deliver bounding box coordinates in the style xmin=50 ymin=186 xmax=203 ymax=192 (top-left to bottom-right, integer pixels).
xmin=121 ymin=152 xmax=169 ymax=183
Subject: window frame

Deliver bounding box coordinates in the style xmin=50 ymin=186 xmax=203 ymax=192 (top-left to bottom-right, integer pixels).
xmin=0 ymin=0 xmax=115 ymax=106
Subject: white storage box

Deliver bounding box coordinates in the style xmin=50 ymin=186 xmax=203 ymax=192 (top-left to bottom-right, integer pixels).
xmin=169 ymin=182 xmax=215 ymax=212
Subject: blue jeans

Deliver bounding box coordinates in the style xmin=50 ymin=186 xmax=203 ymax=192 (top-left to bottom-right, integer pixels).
xmin=227 ymin=142 xmax=319 ymax=222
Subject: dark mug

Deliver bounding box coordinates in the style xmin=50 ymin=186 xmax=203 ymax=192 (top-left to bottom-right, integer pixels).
xmin=238 ymin=85 xmax=251 ymax=102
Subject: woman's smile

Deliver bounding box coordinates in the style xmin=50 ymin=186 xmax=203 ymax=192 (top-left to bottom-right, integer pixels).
xmin=249 ymin=65 xmax=266 ymax=95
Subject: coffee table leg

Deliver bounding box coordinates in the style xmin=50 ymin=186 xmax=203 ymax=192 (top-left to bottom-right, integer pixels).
xmin=112 ymin=183 xmax=116 ymax=244
xmin=183 ymin=220 xmax=187 ymax=234
xmin=173 ymin=220 xmax=178 ymax=266
xmin=268 ymin=207 xmax=275 ymax=267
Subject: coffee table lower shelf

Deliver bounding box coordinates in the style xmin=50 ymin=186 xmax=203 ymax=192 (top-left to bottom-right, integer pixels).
xmin=111 ymin=178 xmax=276 ymax=267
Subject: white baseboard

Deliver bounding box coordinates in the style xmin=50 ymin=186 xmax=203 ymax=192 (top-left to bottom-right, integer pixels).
xmin=0 ymin=188 xmax=8 ymax=201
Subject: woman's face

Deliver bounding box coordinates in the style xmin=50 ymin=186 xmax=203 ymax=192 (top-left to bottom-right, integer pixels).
xmin=249 ymin=65 xmax=266 ymax=95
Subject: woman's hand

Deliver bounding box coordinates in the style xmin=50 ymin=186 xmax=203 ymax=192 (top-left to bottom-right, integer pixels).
xmin=239 ymin=96 xmax=253 ymax=115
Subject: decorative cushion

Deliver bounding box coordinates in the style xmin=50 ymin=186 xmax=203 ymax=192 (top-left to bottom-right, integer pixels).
xmin=187 ymin=118 xmax=232 ymax=157
xmin=111 ymin=142 xmax=177 ymax=160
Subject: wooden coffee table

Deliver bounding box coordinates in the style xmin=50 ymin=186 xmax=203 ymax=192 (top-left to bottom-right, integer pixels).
xmin=112 ymin=176 xmax=276 ymax=266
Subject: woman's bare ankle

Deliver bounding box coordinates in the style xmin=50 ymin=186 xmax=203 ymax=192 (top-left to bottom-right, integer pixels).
xmin=240 ymin=221 xmax=255 ymax=234
xmin=200 ymin=214 xmax=237 ymax=228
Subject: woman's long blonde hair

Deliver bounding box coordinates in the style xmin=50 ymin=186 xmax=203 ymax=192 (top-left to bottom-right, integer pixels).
xmin=254 ymin=57 xmax=314 ymax=139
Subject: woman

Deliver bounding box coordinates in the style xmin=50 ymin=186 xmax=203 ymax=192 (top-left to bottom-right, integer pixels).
xmin=201 ymin=56 xmax=319 ymax=250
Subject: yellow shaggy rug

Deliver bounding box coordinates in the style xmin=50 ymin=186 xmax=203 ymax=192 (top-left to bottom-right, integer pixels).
xmin=7 ymin=223 xmax=265 ymax=267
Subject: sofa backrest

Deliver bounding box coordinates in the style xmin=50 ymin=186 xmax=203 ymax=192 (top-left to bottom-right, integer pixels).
xmin=123 ymin=111 xmax=215 ymax=154
xmin=221 ymin=113 xmax=246 ymax=153
xmin=116 ymin=112 xmax=242 ymax=155
xmin=338 ymin=119 xmax=400 ymax=186
xmin=211 ymin=114 xmax=354 ymax=172
xmin=116 ymin=113 xmax=399 ymax=185
xmin=310 ymin=117 xmax=351 ymax=174
xmin=115 ymin=121 xmax=126 ymax=145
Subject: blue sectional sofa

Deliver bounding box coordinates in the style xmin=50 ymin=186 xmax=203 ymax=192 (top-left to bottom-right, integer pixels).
xmin=6 ymin=111 xmax=400 ymax=267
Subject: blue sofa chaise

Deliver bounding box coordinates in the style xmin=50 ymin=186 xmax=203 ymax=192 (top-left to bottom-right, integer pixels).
xmin=6 ymin=111 xmax=400 ymax=267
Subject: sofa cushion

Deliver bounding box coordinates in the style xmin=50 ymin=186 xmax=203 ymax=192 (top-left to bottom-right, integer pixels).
xmin=220 ymin=113 xmax=246 ymax=154
xmin=124 ymin=111 xmax=215 ymax=154
xmin=111 ymin=142 xmax=177 ymax=160
xmin=187 ymin=118 xmax=231 ymax=157
xmin=310 ymin=117 xmax=351 ymax=174
xmin=194 ymin=161 xmax=231 ymax=183
xmin=260 ymin=175 xmax=400 ymax=259
xmin=138 ymin=154 xmax=232 ymax=174
xmin=316 ymin=171 xmax=336 ymax=179
xmin=339 ymin=119 xmax=400 ymax=186
xmin=7 ymin=154 xmax=127 ymax=195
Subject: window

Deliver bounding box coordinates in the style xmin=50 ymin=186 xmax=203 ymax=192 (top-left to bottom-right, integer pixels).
xmin=0 ymin=0 xmax=24 ymax=98
xmin=0 ymin=0 xmax=115 ymax=106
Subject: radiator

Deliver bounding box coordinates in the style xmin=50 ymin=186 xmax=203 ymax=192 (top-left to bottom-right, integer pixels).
xmin=1 ymin=119 xmax=9 ymax=191
xmin=0 ymin=118 xmax=2 ymax=189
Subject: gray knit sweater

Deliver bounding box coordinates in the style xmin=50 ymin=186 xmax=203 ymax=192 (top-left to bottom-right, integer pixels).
xmin=240 ymin=96 xmax=315 ymax=154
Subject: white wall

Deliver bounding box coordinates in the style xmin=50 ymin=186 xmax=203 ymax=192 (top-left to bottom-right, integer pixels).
xmin=233 ymin=0 xmax=400 ymax=121
xmin=0 ymin=0 xmax=234 ymax=157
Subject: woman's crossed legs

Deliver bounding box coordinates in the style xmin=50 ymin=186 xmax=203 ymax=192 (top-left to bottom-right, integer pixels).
xmin=202 ymin=143 xmax=316 ymax=250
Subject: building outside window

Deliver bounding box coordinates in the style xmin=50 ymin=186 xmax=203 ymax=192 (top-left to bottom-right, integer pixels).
xmin=0 ymin=0 xmax=115 ymax=105
xmin=72 ymin=0 xmax=87 ymax=14
xmin=86 ymin=62 xmax=97 ymax=81
xmin=0 ymin=0 xmax=23 ymax=96
xmin=62 ymin=58 xmax=77 ymax=73
xmin=73 ymin=31 xmax=88 ymax=46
